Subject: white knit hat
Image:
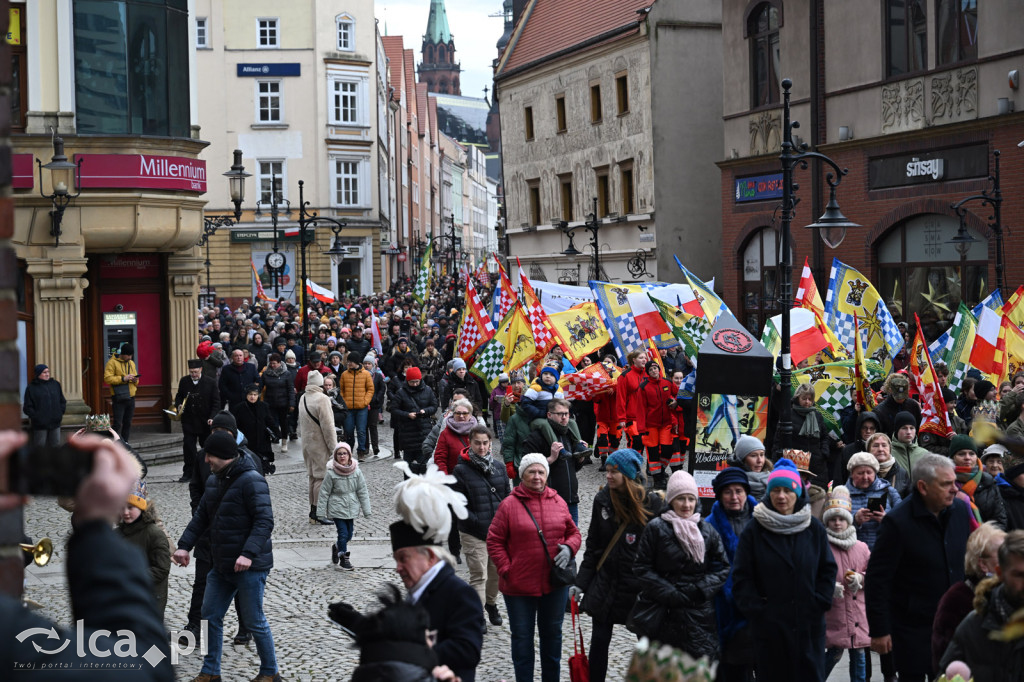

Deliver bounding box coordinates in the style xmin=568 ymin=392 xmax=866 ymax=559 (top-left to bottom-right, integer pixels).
xmin=846 ymin=451 xmax=880 ymax=473
xmin=519 ymin=453 xmax=549 ymax=479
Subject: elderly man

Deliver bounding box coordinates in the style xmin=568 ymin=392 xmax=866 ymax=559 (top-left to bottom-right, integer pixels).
xmin=873 ymin=373 xmax=922 ymax=437
xmin=866 ymin=453 xmax=971 ymax=682
xmin=219 ymin=348 xmax=260 ymax=410
xmin=173 ymin=358 xmax=220 ymax=483
xmin=521 ymin=398 xmax=583 ymax=523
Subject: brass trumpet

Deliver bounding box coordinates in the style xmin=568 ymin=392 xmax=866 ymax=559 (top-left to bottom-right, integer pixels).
xmin=20 ymin=538 xmax=53 ymax=566
xmin=163 ymin=393 xmax=189 ymax=420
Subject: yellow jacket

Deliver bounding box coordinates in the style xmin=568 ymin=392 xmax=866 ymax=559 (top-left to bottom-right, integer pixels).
xmin=104 ymin=355 xmax=138 ymax=398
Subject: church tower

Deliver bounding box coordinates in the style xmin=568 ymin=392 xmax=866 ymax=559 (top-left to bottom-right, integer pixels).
xmin=418 ymin=0 xmax=461 ymax=95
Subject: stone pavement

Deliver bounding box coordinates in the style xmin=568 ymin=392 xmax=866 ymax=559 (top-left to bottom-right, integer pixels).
xmin=21 ymin=417 xmax=858 ymax=681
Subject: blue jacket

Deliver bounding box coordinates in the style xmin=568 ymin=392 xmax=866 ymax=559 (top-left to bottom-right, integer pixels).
xmin=519 ymin=380 xmax=562 ymax=421
xmin=846 ymin=476 xmax=901 ymax=550
xmin=178 ymin=453 xmax=274 ymax=575
xmin=218 ymin=361 xmax=260 ymax=409
xmin=707 ymin=497 xmax=757 ymax=646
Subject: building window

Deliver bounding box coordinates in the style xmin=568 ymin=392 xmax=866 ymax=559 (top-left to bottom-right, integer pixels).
xmin=331 ymin=80 xmax=358 ymax=124
xmin=877 ymin=214 xmax=987 ymax=341
xmin=615 ymin=73 xmax=629 ymax=114
xmin=559 ymin=175 xmax=573 ymax=221
xmin=555 ymin=94 xmax=567 ymax=133
xmin=595 ymin=168 xmax=610 ymax=217
xmin=73 ymin=0 xmax=191 ymax=137
xmin=748 ymin=2 xmax=781 ymax=107
xmin=620 ymin=161 xmax=635 ymax=215
xmin=10 ymin=5 xmax=26 ymax=132
xmin=527 ymin=179 xmax=541 ymax=226
xmin=336 ymin=15 xmax=354 ymax=51
xmin=524 ymin=106 xmax=534 ymax=141
xmin=258 ymin=18 xmax=278 ymax=48
xmin=740 ymin=227 xmax=784 ymax=336
xmin=333 ymin=159 xmax=361 ymax=207
xmin=590 ymin=83 xmax=602 ymax=123
xmin=258 ymin=160 xmax=286 ymax=204
xmin=196 ymin=17 xmax=208 ymax=48
xmin=886 ymin=0 xmax=927 ymax=77
xmin=256 ymin=80 xmax=282 ymax=123
xmin=937 ymin=0 xmax=977 ymax=66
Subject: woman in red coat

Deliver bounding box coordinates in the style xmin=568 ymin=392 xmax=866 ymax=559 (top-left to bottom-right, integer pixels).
xmin=639 ymin=361 xmax=678 ymax=490
xmin=487 ymin=453 xmax=582 ymax=682
xmin=433 ymin=398 xmax=476 ymax=473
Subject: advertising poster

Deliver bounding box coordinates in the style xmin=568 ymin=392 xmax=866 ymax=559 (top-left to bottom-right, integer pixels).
xmin=252 ymin=247 xmax=298 ymax=302
xmin=691 ymin=394 xmax=768 ymax=500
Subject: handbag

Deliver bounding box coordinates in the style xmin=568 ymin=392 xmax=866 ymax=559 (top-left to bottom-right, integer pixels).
xmin=517 ymin=497 xmax=577 ymax=588
xmin=568 ymin=593 xmax=590 ymax=682
xmin=626 ymin=593 xmax=667 ymax=639
xmin=112 ymin=383 xmax=132 ymax=400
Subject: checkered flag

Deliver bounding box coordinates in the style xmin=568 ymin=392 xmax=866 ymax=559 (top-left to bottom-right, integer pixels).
xmin=614 ymin=311 xmax=643 ymax=353
xmin=680 ymin=314 xmax=712 ymax=361
xmin=832 ymin=310 xmax=858 ymax=353
xmin=559 ymin=363 xmax=615 ymax=401
xmin=816 ymin=382 xmax=852 ymax=438
xmin=875 ymin=299 xmax=904 ymax=359
xmin=456 ymin=277 xmax=496 ymax=359
xmin=412 ymin=241 xmax=433 ymax=304
xmin=469 ymin=335 xmax=506 ymax=389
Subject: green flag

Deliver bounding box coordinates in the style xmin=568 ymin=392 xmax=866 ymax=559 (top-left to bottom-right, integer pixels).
xmin=413 ymin=240 xmax=433 ymax=304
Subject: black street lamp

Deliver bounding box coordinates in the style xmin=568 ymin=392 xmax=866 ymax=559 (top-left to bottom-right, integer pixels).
xmin=296 ymin=180 xmax=346 ymax=344
xmin=254 ymin=169 xmax=291 ymax=297
xmin=776 ymin=78 xmax=860 ymax=451
xmin=442 ymin=213 xmax=461 ymax=276
xmin=36 ymin=134 xmax=82 ymax=247
xmin=949 ymin=149 xmax=1004 ymax=294
xmin=413 ymin=238 xmax=429 ymax=269
xmin=561 ymin=197 xmax=603 ymax=281
xmin=198 ymin=150 xmax=249 ymax=308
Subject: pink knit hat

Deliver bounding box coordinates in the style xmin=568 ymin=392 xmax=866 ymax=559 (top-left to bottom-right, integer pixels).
xmin=665 ymin=470 xmax=699 ymax=505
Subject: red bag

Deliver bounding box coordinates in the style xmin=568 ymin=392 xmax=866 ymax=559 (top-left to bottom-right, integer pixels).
xmin=568 ymin=594 xmax=590 ymax=682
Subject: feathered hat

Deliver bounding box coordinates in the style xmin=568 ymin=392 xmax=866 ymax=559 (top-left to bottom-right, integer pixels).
xmin=390 ymin=461 xmax=468 ymax=552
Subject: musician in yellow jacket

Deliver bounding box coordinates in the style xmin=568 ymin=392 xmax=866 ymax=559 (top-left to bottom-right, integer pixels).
xmin=103 ymin=343 xmax=139 ymax=442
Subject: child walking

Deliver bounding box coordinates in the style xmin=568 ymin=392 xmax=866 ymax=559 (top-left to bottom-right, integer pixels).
xmin=316 ymin=442 xmax=371 ymax=570
xmin=117 ymin=479 xmax=171 ymax=621
xmin=823 ymin=485 xmax=871 ymax=682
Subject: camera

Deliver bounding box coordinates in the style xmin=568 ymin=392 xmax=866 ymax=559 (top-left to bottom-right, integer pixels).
xmin=6 ymin=442 xmax=95 ymax=497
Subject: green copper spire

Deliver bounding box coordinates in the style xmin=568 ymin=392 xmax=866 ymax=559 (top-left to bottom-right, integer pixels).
xmin=425 ymin=0 xmax=452 ymax=44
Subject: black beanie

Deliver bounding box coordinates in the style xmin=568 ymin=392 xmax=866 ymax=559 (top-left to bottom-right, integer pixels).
xmin=893 ymin=411 xmax=917 ymax=435
xmin=974 ymin=380 xmax=996 ymax=401
xmin=210 ymin=411 xmax=238 ymax=437
xmin=204 ymin=430 xmax=238 ymax=459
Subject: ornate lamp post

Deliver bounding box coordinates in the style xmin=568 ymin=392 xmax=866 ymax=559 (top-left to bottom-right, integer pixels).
xmin=561 ymin=197 xmax=603 ymax=281
xmin=254 ymin=169 xmax=291 ymax=297
xmin=296 ymin=180 xmax=346 ymax=344
xmin=949 ymin=149 xmax=1004 ymax=294
xmin=36 ymin=134 xmax=82 ymax=247
xmin=198 ymin=150 xmax=250 ymax=308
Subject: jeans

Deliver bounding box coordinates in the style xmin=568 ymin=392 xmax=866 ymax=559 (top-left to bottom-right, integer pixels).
xmin=366 ymin=407 xmax=379 ymax=451
xmin=462 ymin=533 xmax=499 ymax=606
xmin=343 ymin=407 xmax=369 ymax=452
xmin=112 ymin=397 xmax=135 ymax=442
xmin=334 ymin=518 xmax=354 ymax=553
xmin=826 ymin=647 xmax=866 ymax=682
xmin=568 ymin=504 xmax=578 ymax=526
xmin=187 ymin=555 xmax=249 ymax=634
xmin=31 ymin=428 xmax=61 ymax=447
xmin=504 ymin=587 xmax=568 ymax=682
xmin=201 ymin=568 xmax=277 ymax=677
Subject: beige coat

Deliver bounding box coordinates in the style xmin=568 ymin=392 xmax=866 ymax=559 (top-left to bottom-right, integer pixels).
xmin=298 ymin=372 xmax=337 ymax=506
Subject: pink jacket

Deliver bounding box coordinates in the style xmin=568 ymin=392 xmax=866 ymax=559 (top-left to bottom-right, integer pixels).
xmin=487 ymin=485 xmax=582 ymax=597
xmin=824 ymin=539 xmax=871 ymax=650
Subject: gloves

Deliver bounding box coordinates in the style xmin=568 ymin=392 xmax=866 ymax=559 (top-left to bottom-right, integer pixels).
xmin=328 ymin=601 xmax=367 ymax=638
xmin=506 ymin=462 xmax=517 ymax=479
xmin=568 ymin=585 xmax=583 ymax=601
xmin=833 ymin=582 xmax=845 ymax=600
xmin=554 ymin=544 xmax=572 ymax=569
xmin=846 ymin=571 xmax=864 ymax=595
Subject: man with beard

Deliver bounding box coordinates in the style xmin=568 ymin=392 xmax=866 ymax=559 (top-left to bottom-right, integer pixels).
xmin=173 ymin=359 xmax=220 ymax=482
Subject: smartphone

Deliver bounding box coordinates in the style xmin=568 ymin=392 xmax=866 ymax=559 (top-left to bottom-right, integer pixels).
xmin=867 ymin=496 xmax=885 ymax=513
xmin=7 ymin=443 xmax=95 ymax=497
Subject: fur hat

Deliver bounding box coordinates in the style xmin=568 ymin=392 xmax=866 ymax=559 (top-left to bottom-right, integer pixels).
xmin=732 ymin=435 xmax=764 ymax=464
xmin=389 ymin=461 xmax=468 ymax=552
xmin=713 ymin=467 xmax=751 ymax=497
xmin=822 ymin=485 xmax=853 ymax=525
xmin=519 ymin=453 xmax=550 ymax=480
xmin=127 ymin=478 xmax=148 ymax=511
xmin=949 ymin=434 xmax=978 ymax=458
xmin=847 ymin=451 xmax=880 ymax=473
xmin=605 ymin=448 xmax=643 ymax=481
xmin=767 ymin=458 xmax=804 ymax=499
xmin=665 ymin=470 xmax=699 ymax=505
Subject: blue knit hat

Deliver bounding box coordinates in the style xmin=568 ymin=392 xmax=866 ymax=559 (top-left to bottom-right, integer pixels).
xmin=766 ymin=458 xmax=804 ymax=499
xmin=540 ymin=366 xmax=561 ymax=381
xmin=606 ymin=448 xmax=643 ymax=481
xmin=713 ymin=467 xmax=750 ymax=497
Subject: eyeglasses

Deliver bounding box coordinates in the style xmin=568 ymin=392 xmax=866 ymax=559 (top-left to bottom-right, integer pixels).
xmin=550 ymin=411 xmax=570 ymax=417
xmin=453 ymin=411 xmax=471 ymax=417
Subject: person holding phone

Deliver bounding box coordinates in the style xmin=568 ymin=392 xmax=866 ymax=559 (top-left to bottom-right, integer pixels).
xmin=844 ymin=452 xmax=902 ymax=550
xmin=103 ymin=343 xmax=139 ymax=443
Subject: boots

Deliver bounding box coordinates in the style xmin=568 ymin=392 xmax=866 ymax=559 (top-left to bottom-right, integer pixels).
xmin=331 ymin=543 xmax=339 ymax=565
xmin=654 ymin=472 xmax=669 ymax=490
xmin=339 ymin=552 xmax=353 ymax=571
xmin=281 ymin=439 xmax=288 ymax=454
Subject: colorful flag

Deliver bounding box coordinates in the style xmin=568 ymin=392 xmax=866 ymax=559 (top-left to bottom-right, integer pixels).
xmin=504 ymin=304 xmax=537 ymax=373
xmin=760 ymin=308 xmax=829 ymax=366
xmin=370 ymin=313 xmax=383 ymax=355
xmin=1003 ymin=285 xmax=1024 ymax=333
xmin=559 ymin=361 xmax=618 ymax=401
xmin=930 ymin=303 xmax=977 ymax=393
xmin=674 ymin=256 xmax=728 ymax=321
xmin=283 ymin=226 xmax=300 ymax=237
xmin=470 ymin=306 xmax=515 ymax=391
xmin=455 ymin=275 xmax=495 ymax=360
xmin=489 ymin=262 xmax=517 ymax=328
xmin=627 ymin=292 xmax=672 ymax=340
xmin=646 ymin=338 xmax=666 ymax=377
xmin=853 ymin=312 xmax=876 ymax=410
xmin=250 ymin=259 xmax=274 ymax=302
xmin=648 ymin=295 xmax=711 ymax=364
xmin=824 ymin=258 xmax=902 ymax=371
xmin=971 ymin=305 xmax=1005 ymax=379
xmin=305 ymin=278 xmax=334 ymax=304
xmin=909 ymin=313 xmax=954 ymax=439
xmin=547 ymin=302 xmax=610 ymax=365
xmin=795 ymin=257 xmax=825 ymax=313
xmin=518 ymin=259 xmax=556 ymax=359
xmin=1001 ymin=314 xmax=1024 ymax=382
xmin=473 ymin=258 xmax=492 ymax=286
xmin=412 ymin=239 xmax=433 ymax=304
xmin=972 ymin=289 xmax=1005 ymax=320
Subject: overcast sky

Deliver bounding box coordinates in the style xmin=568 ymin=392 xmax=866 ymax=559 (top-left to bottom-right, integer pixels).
xmin=377 ymin=0 xmax=507 ymax=101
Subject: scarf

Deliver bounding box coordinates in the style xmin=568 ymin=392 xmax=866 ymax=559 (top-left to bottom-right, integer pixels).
xmin=549 ymin=417 xmax=569 ymax=436
xmin=469 ymin=450 xmax=493 ymax=473
xmin=877 ymin=457 xmax=896 ymax=476
xmin=826 ymin=523 xmax=858 ymax=550
xmin=332 ymin=457 xmax=357 ymax=476
xmin=263 ymin=363 xmax=286 ymax=378
xmin=660 ymin=509 xmax=705 ymax=563
xmin=955 ymin=466 xmax=984 ymax=525
xmin=793 ymin=405 xmax=820 ymax=438
xmin=753 ymin=502 xmax=813 ymax=534
xmin=445 ymin=415 xmax=475 ymax=435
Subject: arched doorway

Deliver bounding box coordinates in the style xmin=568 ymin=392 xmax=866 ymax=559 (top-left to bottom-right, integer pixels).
xmin=739 ymin=226 xmax=789 ymax=336
xmin=876 ymin=213 xmax=988 ymax=342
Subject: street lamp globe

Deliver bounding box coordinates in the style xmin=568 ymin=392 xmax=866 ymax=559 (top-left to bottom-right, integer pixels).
xmin=806 ymin=187 xmax=860 ymax=249
xmin=224 ymin=149 xmax=251 ymax=220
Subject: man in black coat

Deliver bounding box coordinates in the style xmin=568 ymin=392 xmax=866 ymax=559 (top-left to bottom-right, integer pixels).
xmin=174 ymin=359 xmax=220 ymax=482
xmin=521 ymin=398 xmax=582 ymax=523
xmin=345 ymin=325 xmax=371 ymax=360
xmin=873 ymin=373 xmax=922 ymax=437
xmin=450 ymin=425 xmax=511 ymax=630
xmin=866 ymin=453 xmax=971 ymax=681
xmin=1000 ymin=457 xmax=1024 ymax=531
xmin=23 ymin=363 xmax=67 ymax=446
xmin=218 ymin=348 xmax=260 ymax=410
xmin=174 ymin=431 xmax=281 ymax=680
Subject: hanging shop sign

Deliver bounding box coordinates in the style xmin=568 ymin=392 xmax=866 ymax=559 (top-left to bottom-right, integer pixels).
xmin=13 ymin=153 xmax=32 ymax=188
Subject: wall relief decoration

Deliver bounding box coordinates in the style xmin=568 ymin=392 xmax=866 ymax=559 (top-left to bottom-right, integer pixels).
xmin=749 ymin=111 xmax=781 ymax=156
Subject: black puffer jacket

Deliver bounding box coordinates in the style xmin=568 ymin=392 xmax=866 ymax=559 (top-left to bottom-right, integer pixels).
xmin=834 ymin=411 xmax=880 ymax=483
xmin=389 ymin=382 xmax=438 ymax=453
xmin=999 ymin=481 xmax=1024 ymax=531
xmin=178 ymin=453 xmax=274 ymax=574
xmin=874 ymin=395 xmax=922 ymax=436
xmin=218 ymin=361 xmax=260 ymax=409
xmin=633 ymin=516 xmax=730 ymax=658
xmin=522 ymin=427 xmax=581 ymax=506
xmin=368 ymin=371 xmax=386 ymax=411
xmin=451 ymin=450 xmax=511 ymax=541
xmin=440 ymin=373 xmax=484 ymax=413
xmin=577 ymin=487 xmax=664 ymax=624
xmin=23 ymin=377 xmax=66 ymax=430
xmin=260 ymin=364 xmax=294 ymax=409
xmin=882 ymin=460 xmax=912 ymax=499
xmin=231 ymin=399 xmax=277 ymax=460
xmin=962 ymin=471 xmax=1008 ymax=529
xmin=939 ymin=584 xmax=1024 ymax=681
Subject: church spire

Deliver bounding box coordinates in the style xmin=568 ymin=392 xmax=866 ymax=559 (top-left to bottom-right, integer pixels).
xmin=419 ymin=0 xmax=460 ymax=95
xmin=425 ymin=0 xmax=452 ymax=45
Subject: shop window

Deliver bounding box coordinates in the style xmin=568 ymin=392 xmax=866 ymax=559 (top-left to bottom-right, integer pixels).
xmin=886 ymin=0 xmax=927 ymax=76
xmin=937 ymin=0 xmax=977 ymax=65
xmin=740 ymin=226 xmax=787 ymax=336
xmin=876 ymin=214 xmax=987 ymax=341
xmin=747 ymin=2 xmax=781 ymax=107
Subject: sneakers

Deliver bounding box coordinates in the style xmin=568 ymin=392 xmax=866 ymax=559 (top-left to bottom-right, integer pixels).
xmin=281 ymin=440 xmax=288 ymax=453
xmin=232 ymin=631 xmax=252 ymax=646
xmin=339 ymin=552 xmax=354 ymax=571
xmin=178 ymin=623 xmax=200 ymax=647
xmin=331 ymin=543 xmax=339 ymax=565
xmin=485 ymin=603 xmax=502 ymax=626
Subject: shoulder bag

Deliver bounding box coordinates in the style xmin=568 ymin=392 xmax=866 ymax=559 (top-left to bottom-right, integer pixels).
xmin=517 ymin=497 xmax=576 ymax=588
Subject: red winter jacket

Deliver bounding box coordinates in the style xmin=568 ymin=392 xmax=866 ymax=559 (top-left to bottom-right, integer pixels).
xmin=639 ymin=376 xmax=677 ymax=430
xmin=486 ymin=485 xmax=582 ymax=597
xmin=593 ymin=389 xmax=617 ymax=425
xmin=294 ymin=363 xmax=332 ymax=394
xmin=616 ymin=367 xmax=646 ymax=430
xmin=434 ymin=424 xmax=472 ymax=474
